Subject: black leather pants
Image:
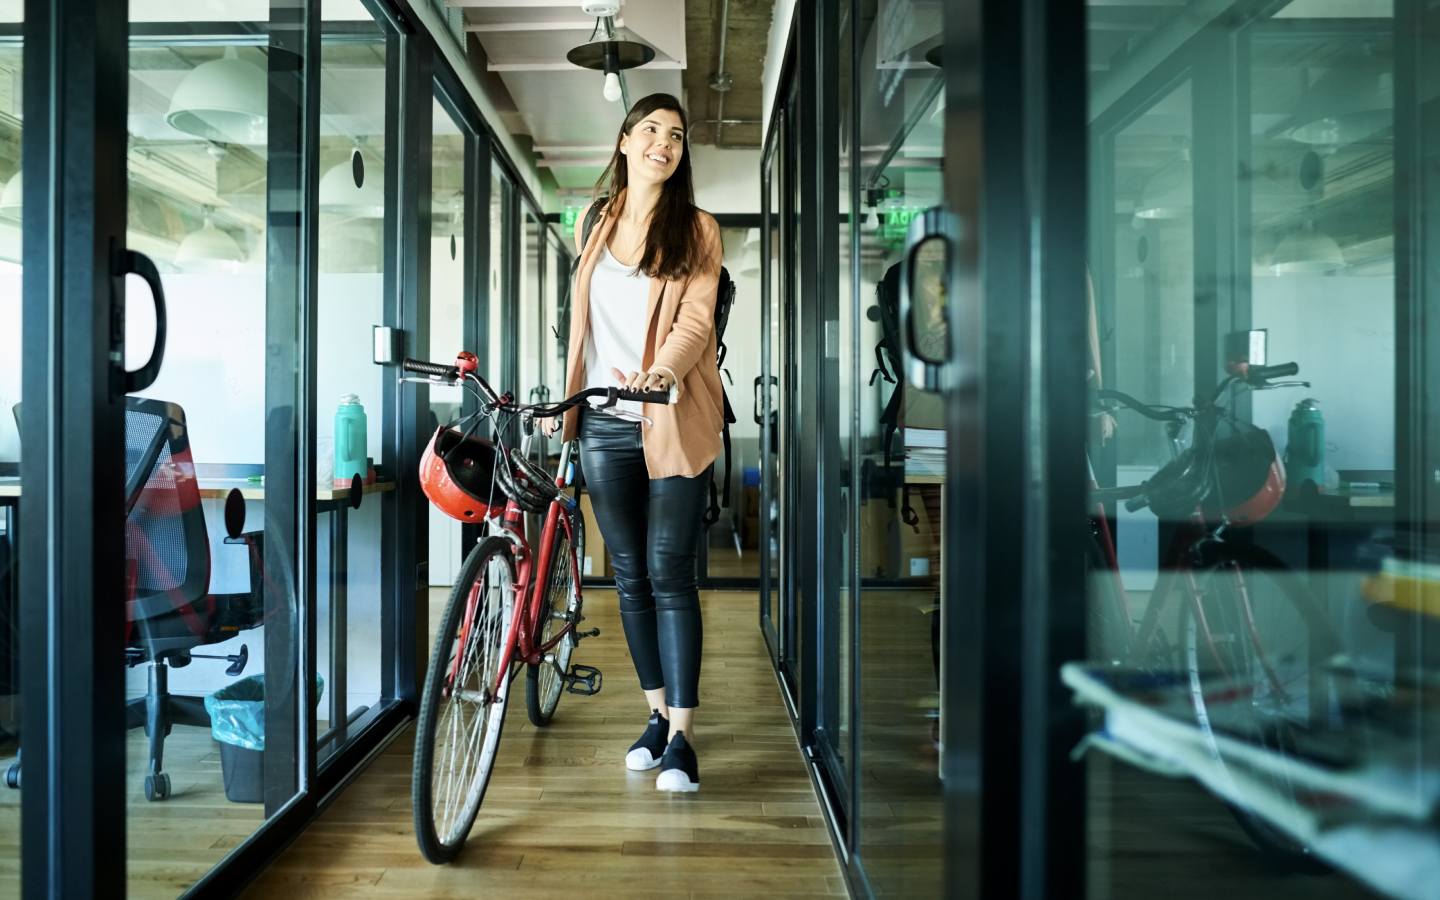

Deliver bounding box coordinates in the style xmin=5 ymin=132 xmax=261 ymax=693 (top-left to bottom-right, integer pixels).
xmin=578 ymin=411 xmax=710 ymax=709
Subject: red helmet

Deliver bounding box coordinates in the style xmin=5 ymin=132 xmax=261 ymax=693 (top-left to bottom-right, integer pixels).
xmin=1213 ymin=426 xmax=1286 ymax=525
xmin=420 ymin=426 xmax=504 ymax=522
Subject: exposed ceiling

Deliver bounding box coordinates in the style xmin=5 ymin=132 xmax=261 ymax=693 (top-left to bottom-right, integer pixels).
xmin=452 ymin=0 xmax=775 ymax=192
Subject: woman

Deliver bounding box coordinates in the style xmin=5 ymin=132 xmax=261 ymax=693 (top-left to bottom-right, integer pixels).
xmin=546 ymin=93 xmax=724 ymax=793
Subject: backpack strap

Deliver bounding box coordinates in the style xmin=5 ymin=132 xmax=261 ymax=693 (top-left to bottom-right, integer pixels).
xmin=570 ymin=197 xmax=608 ymax=279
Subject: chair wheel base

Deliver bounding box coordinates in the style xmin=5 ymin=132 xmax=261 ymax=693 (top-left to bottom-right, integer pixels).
xmin=144 ymin=773 xmax=171 ymax=802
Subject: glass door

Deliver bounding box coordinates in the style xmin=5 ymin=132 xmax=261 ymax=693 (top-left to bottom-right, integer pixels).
xmin=0 ymin=8 xmax=21 ymax=888
xmin=315 ymin=10 xmax=392 ymax=763
xmin=852 ymin=0 xmax=948 ymax=892
xmin=426 ymin=91 xmax=470 ymax=590
xmin=759 ymin=124 xmax=781 ymax=662
xmin=119 ymin=2 xmax=312 ymax=890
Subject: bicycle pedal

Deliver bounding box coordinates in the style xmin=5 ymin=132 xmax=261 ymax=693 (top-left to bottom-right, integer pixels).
xmin=563 ymin=664 xmax=602 ymax=696
xmin=574 ymin=627 xmax=600 ymax=641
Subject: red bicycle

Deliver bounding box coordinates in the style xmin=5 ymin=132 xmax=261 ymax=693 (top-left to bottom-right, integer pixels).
xmin=402 ymin=352 xmax=667 ymax=864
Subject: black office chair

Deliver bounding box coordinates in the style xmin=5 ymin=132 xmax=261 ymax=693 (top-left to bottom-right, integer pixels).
xmin=122 ymin=397 xmax=264 ymax=801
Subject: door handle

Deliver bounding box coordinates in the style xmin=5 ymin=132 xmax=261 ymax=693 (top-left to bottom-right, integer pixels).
xmin=899 ymin=206 xmax=960 ymax=393
xmin=753 ymin=374 xmax=778 ymax=425
xmin=122 ymin=250 xmax=168 ymax=394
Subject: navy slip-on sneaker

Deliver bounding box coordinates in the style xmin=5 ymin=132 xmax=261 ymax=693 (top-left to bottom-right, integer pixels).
xmin=655 ymin=731 xmax=699 ymax=793
xmin=625 ymin=709 xmax=670 ymax=771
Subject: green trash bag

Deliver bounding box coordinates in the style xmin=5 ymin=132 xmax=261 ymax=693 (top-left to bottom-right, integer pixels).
xmin=205 ymin=673 xmax=324 ymax=751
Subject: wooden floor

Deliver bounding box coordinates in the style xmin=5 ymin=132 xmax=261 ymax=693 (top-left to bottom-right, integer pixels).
xmin=238 ymin=588 xmax=845 ymax=900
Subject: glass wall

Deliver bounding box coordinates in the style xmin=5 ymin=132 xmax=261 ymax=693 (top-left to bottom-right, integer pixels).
xmin=316 ymin=13 xmax=390 ymax=764
xmin=427 ymin=94 xmax=469 ymax=588
xmin=519 ymin=205 xmax=543 ymax=406
xmin=0 ymin=7 xmax=20 ymax=890
xmin=850 ymin=0 xmax=946 ymax=894
xmin=1083 ymin=1 xmax=1405 ymax=898
xmin=488 ymin=167 xmax=505 ymax=388
xmin=706 ymin=225 xmax=766 ymax=581
xmin=121 ymin=7 xmax=298 ymax=890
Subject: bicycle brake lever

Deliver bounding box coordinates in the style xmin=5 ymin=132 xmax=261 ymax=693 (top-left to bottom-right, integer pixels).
xmin=600 ymin=408 xmax=653 ymax=427
xmin=1253 ymin=380 xmax=1310 ymax=390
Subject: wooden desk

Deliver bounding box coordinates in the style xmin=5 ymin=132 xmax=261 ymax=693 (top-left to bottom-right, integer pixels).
xmin=0 ymin=475 xmax=395 ymax=749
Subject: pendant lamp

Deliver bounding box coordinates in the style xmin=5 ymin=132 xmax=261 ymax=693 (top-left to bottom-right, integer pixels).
xmin=319 ymin=147 xmax=385 ymax=218
xmin=566 ymin=7 xmax=655 ymax=105
xmin=175 ymin=212 xmax=246 ymax=273
xmin=0 ymin=170 xmax=19 ymax=217
xmin=166 ymin=47 xmax=268 ymax=145
xmin=1271 ymin=220 xmax=1345 ymax=275
xmin=1288 ymin=52 xmax=1392 ymax=147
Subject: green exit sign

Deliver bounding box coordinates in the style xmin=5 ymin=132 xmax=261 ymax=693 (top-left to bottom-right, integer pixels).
xmin=561 ymin=208 xmax=579 ymax=227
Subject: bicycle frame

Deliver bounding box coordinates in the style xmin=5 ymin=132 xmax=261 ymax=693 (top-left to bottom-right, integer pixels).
xmin=445 ymin=439 xmax=581 ymax=700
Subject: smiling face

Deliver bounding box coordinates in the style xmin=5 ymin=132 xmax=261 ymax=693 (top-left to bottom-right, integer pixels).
xmin=619 ymin=107 xmax=686 ymax=188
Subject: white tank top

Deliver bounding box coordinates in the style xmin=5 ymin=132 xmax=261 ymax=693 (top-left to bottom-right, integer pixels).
xmin=584 ymin=245 xmax=651 ymax=415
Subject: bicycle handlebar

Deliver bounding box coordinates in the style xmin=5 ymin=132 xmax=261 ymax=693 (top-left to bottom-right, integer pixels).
xmin=1245 ymin=361 xmax=1299 ymax=383
xmin=402 ymin=358 xmax=460 ymax=380
xmin=402 ymin=354 xmax=671 ymax=419
xmin=530 ymin=386 xmax=671 ymax=419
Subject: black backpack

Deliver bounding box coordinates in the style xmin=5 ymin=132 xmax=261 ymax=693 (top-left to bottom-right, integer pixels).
xmin=575 ymin=199 xmax=738 ymax=527
xmin=869 ymin=262 xmax=919 ymax=528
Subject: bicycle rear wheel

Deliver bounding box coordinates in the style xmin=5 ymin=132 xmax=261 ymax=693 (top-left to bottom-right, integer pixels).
xmin=1180 ymin=543 xmax=1342 ymax=874
xmin=526 ymin=507 xmax=584 ymax=726
xmin=412 ymin=536 xmax=515 ymax=864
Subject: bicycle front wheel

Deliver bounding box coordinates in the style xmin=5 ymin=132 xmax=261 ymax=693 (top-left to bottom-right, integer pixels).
xmin=1180 ymin=543 xmax=1342 ymax=874
xmin=526 ymin=506 xmax=584 ymax=726
xmin=412 ymin=536 xmax=515 ymax=864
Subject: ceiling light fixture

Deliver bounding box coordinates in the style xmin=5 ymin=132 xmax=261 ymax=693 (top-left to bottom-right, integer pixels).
xmin=0 ymin=169 xmax=20 ymax=218
xmin=319 ymin=145 xmax=385 ymax=218
xmin=1271 ymin=220 xmax=1346 ymax=275
xmin=175 ymin=209 xmax=246 ymax=273
xmin=567 ymin=3 xmax=655 ymax=108
xmin=166 ymin=46 xmax=268 ymax=145
xmin=1288 ymin=50 xmax=1392 ymax=147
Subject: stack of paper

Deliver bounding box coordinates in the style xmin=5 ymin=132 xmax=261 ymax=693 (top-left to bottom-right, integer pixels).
xmin=905 ymin=428 xmax=946 ymax=477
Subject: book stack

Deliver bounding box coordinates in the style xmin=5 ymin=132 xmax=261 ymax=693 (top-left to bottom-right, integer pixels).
xmin=904 ymin=427 xmax=946 ymax=478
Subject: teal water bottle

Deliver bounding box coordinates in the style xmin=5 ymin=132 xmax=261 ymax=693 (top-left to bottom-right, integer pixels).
xmin=1284 ymin=398 xmax=1325 ymax=489
xmin=334 ymin=394 xmax=368 ymax=486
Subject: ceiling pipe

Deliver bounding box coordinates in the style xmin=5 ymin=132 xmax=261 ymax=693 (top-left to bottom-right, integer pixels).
xmin=710 ymin=0 xmax=732 ymax=145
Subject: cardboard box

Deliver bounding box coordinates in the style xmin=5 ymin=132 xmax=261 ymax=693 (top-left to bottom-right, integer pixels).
xmin=743 ymin=485 xmax=761 ymax=516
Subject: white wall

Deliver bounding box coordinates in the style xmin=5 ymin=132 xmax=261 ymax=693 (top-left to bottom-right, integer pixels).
xmin=691 ymin=146 xmax=762 ymax=214
xmin=1250 ymin=275 xmax=1395 ymax=472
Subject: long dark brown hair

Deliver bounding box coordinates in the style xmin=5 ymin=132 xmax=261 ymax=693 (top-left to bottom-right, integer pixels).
xmin=593 ymin=93 xmax=707 ymax=282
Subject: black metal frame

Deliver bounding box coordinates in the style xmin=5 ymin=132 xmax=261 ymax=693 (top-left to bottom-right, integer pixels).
xmin=19 ymin=0 xmax=132 ymax=893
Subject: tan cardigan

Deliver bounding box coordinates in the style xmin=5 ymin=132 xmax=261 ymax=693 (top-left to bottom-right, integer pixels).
xmin=561 ymin=198 xmax=725 ymax=479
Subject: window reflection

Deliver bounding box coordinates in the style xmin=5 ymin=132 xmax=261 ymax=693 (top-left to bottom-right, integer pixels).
xmin=1082 ymin=2 xmax=1400 ymax=898
xmin=0 ymin=35 xmax=20 ymax=897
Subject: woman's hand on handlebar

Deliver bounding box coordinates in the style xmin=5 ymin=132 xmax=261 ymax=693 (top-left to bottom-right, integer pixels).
xmin=612 ymin=366 xmax=674 ymax=394
xmin=539 ymin=416 xmax=559 ymax=438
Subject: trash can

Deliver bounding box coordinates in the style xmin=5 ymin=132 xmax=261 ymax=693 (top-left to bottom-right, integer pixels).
xmin=206 ymin=673 xmax=324 ymax=803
